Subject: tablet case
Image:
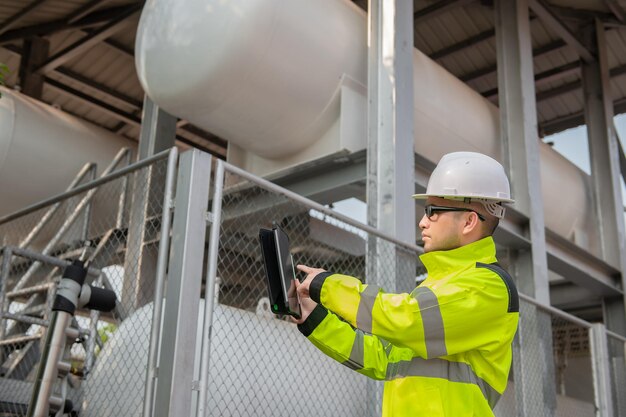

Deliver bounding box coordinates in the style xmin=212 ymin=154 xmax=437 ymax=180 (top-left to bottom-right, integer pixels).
xmin=259 ymin=226 xmax=301 ymax=318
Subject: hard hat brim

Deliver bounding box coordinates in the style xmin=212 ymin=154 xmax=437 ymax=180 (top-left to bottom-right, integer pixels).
xmin=412 ymin=193 xmax=515 ymax=204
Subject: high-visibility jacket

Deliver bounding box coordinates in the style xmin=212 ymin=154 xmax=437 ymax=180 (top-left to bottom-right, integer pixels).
xmin=298 ymin=236 xmax=519 ymax=417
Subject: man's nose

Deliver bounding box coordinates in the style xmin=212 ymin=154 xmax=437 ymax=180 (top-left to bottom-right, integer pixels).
xmin=418 ymin=214 xmax=429 ymax=230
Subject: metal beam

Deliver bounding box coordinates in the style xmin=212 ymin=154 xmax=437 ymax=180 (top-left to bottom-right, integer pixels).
xmin=430 ymin=28 xmax=494 ymax=60
xmin=536 ymin=62 xmax=626 ymax=103
xmin=539 ymin=96 xmax=626 ymax=136
xmin=0 ymin=0 xmax=48 ymax=37
xmin=496 ymin=1 xmax=556 ymax=414
xmin=65 ymin=0 xmax=113 ymax=24
xmin=483 ymin=60 xmax=580 ymax=99
xmin=42 ymin=77 xmax=225 ymax=157
xmin=38 ymin=5 xmax=140 ymax=74
xmin=461 ymin=39 xmax=566 ymax=83
xmin=414 ymin=0 xmax=477 ymax=23
xmin=0 ymin=5 xmax=138 ymax=44
xmin=18 ymin=36 xmax=49 ymax=99
xmin=528 ymin=0 xmax=595 ymax=63
xmin=605 ymin=0 xmax=625 ymax=22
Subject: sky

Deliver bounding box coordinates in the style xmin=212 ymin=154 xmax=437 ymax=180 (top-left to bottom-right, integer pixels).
xmin=328 ymin=116 xmax=626 ymax=227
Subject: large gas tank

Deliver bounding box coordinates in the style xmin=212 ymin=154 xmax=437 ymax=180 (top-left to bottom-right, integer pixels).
xmin=81 ymin=301 xmax=366 ymax=417
xmin=135 ymin=0 xmax=599 ymax=257
xmin=0 ymin=87 xmax=135 ymax=217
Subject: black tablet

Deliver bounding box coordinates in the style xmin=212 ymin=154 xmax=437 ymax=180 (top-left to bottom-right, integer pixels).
xmin=259 ymin=226 xmax=301 ymax=319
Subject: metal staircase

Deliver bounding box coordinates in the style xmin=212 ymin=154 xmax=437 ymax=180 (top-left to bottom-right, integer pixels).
xmin=0 ymin=148 xmax=133 ymax=416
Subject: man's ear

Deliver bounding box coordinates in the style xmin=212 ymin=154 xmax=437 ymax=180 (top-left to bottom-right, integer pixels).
xmin=461 ymin=212 xmax=480 ymax=236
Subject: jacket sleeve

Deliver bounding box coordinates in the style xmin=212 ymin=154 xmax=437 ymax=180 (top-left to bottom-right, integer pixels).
xmin=309 ymin=270 xmax=515 ymax=359
xmin=298 ymin=304 xmax=392 ymax=380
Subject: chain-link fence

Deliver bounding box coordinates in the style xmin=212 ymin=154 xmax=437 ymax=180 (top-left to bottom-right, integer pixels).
xmin=0 ymin=148 xmax=175 ymax=416
xmin=201 ymin=159 xmax=626 ymax=417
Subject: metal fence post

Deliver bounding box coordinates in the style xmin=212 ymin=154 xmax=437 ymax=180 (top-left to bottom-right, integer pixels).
xmin=591 ymin=323 xmax=615 ymax=417
xmin=197 ymin=159 xmax=225 ymax=417
xmin=154 ymin=149 xmax=212 ymax=417
xmin=142 ymin=147 xmax=178 ymax=417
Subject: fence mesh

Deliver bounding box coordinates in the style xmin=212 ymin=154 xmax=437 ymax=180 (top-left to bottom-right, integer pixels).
xmin=205 ymin=168 xmax=427 ymax=417
xmin=0 ymin=154 xmax=171 ymax=417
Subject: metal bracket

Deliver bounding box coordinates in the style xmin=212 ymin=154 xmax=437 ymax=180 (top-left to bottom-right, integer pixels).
xmin=205 ymin=211 xmax=215 ymax=224
xmin=191 ymin=380 xmax=200 ymax=391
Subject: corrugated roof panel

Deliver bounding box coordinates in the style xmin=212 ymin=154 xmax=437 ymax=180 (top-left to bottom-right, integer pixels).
xmin=48 ymin=30 xmax=86 ymax=55
xmin=0 ymin=1 xmax=82 ymax=28
xmin=605 ymin=28 xmax=626 ymax=69
xmin=63 ymin=42 xmax=143 ymax=102
xmin=610 ymin=73 xmax=626 ymax=103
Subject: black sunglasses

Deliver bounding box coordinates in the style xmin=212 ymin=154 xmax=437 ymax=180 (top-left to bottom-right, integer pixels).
xmin=424 ymin=205 xmax=485 ymax=222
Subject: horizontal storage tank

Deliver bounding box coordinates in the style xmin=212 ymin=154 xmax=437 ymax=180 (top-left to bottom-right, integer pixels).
xmin=0 ymin=87 xmax=136 ymax=217
xmin=82 ymin=301 xmax=366 ymax=417
xmin=135 ymin=0 xmax=598 ymax=257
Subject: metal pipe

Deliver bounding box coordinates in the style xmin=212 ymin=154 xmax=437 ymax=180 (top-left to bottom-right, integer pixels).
xmin=27 ymin=311 xmax=72 ymax=417
xmin=606 ymin=329 xmax=626 ymax=343
xmin=10 ymin=246 xmax=100 ymax=277
xmin=0 ymin=333 xmax=42 ymax=346
xmin=7 ymin=282 xmax=54 ymax=298
xmin=0 ymin=148 xmax=171 ymax=225
xmin=0 ymin=247 xmax=13 ymax=338
xmin=1 ymin=312 xmax=48 ymax=327
xmin=18 ymin=162 xmax=97 ymax=248
xmin=142 ymin=146 xmax=178 ymax=417
xmin=79 ymin=164 xmax=98 ymax=243
xmin=116 ymin=149 xmax=133 ymax=229
xmin=221 ymin=161 xmax=424 ymax=254
xmin=198 ymin=158 xmax=225 ymax=417
xmin=518 ymin=292 xmax=592 ymax=329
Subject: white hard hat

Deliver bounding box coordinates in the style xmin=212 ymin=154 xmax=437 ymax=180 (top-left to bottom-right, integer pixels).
xmin=413 ymin=152 xmax=514 ymax=218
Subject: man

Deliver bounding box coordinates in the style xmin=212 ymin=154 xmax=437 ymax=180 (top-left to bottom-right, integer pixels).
xmin=295 ymin=152 xmax=519 ymax=417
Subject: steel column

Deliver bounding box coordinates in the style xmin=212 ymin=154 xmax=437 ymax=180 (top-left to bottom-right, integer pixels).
xmin=591 ymin=323 xmax=615 ymax=417
xmin=495 ymin=0 xmax=555 ymax=415
xmin=122 ymin=96 xmax=176 ymax=315
xmin=138 ymin=95 xmax=177 ymax=159
xmin=18 ymin=36 xmax=49 ymax=99
xmin=366 ymin=0 xmax=415 ymax=415
xmin=154 ymin=149 xmax=211 ymax=417
xmin=582 ymin=22 xmax=626 ymax=417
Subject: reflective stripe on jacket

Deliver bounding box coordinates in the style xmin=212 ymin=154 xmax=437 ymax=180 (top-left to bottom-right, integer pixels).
xmin=298 ymin=237 xmax=519 ymax=417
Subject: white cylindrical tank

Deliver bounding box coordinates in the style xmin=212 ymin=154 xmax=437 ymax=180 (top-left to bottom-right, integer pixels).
xmin=81 ymin=301 xmax=366 ymax=417
xmin=0 ymin=87 xmax=136 ymax=217
xmin=135 ymin=0 xmax=596 ymax=253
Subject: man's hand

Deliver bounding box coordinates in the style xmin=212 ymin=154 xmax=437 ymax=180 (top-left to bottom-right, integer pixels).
xmin=292 ymin=290 xmax=318 ymax=324
xmin=296 ymin=264 xmax=326 ymax=299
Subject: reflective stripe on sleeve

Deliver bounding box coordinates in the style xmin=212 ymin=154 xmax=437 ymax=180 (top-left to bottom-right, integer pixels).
xmin=356 ymin=285 xmax=379 ymax=333
xmin=412 ymin=287 xmax=447 ymax=358
xmin=386 ymin=357 xmax=501 ymax=408
xmin=343 ymin=329 xmax=365 ymax=371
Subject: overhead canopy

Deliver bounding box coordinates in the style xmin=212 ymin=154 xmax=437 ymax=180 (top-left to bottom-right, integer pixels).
xmin=1 ymin=0 xmax=626 ymax=153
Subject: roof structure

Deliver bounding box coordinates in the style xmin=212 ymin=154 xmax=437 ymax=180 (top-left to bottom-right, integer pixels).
xmin=1 ymin=0 xmax=625 ymax=154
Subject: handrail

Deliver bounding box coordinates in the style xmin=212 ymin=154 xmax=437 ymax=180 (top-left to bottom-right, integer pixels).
xmin=19 ymin=162 xmax=97 ymax=248
xmin=221 ymin=161 xmax=424 ymax=255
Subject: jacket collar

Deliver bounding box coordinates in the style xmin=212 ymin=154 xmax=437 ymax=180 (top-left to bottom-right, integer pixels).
xmin=419 ymin=236 xmax=497 ymax=277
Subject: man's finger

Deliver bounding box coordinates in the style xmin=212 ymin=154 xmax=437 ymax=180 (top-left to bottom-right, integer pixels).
xmin=297 ymin=264 xmax=312 ymax=273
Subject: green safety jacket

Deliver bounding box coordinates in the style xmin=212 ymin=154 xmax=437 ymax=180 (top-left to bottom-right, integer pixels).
xmin=298 ymin=236 xmax=519 ymax=417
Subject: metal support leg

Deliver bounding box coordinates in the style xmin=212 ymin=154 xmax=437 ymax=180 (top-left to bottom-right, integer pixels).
xmin=582 ymin=20 xmax=626 ymax=417
xmin=591 ymin=323 xmax=615 ymax=417
xmin=495 ymin=0 xmax=555 ymax=415
xmin=366 ymin=0 xmax=415 ymax=415
xmin=154 ymin=149 xmax=211 ymax=417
